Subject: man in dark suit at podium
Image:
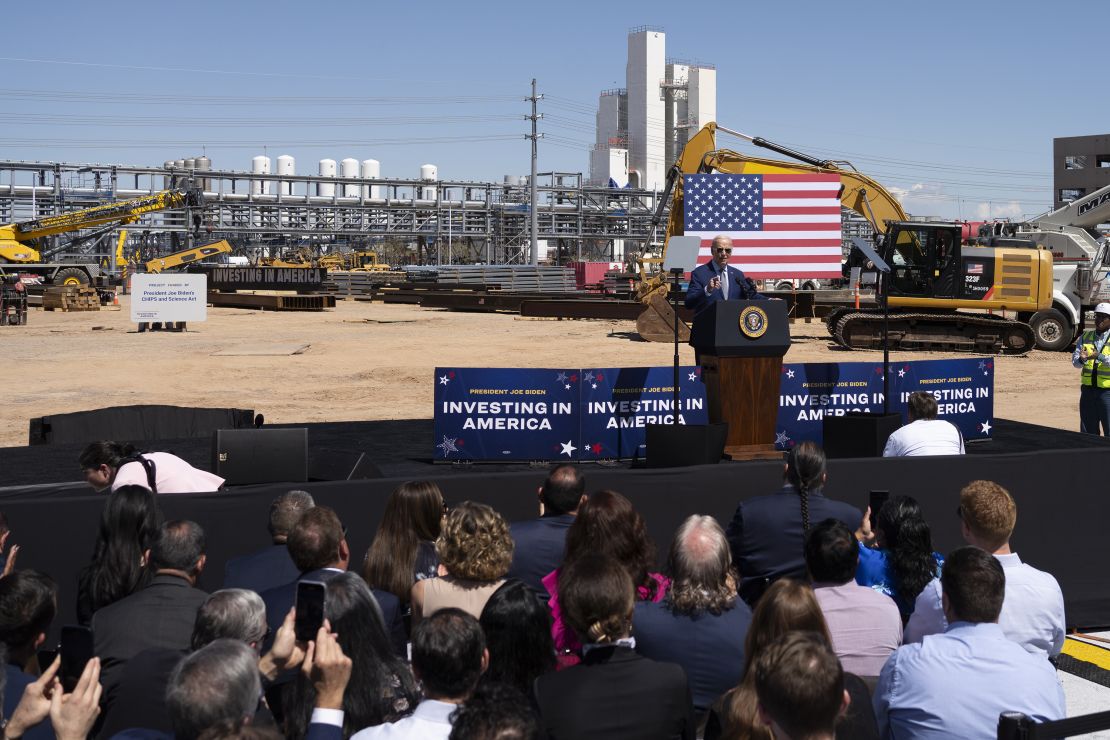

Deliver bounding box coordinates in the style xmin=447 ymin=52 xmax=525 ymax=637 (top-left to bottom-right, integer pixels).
xmin=685 ymin=235 xmax=765 ymax=313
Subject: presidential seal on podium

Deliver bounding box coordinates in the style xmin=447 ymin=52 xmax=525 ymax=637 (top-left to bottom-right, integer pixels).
xmin=739 ymin=304 xmax=769 ymax=339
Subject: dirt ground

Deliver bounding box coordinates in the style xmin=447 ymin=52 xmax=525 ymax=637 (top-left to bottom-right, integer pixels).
xmin=0 ymin=296 xmax=1082 ymax=447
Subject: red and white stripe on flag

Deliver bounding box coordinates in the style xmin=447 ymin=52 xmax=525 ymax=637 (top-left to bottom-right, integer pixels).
xmin=684 ymin=173 xmax=843 ymax=279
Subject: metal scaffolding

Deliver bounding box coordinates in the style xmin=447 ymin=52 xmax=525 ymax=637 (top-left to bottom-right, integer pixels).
xmin=0 ymin=160 xmax=665 ymax=265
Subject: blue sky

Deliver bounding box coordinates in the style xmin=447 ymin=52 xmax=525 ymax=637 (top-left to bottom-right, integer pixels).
xmin=0 ymin=0 xmax=1095 ymax=221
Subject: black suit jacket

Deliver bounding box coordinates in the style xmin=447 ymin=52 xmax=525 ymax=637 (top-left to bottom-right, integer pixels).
xmin=97 ymin=647 xmax=183 ymax=738
xmin=223 ymin=544 xmax=300 ymax=594
xmin=726 ymin=485 xmax=861 ymax=604
xmin=92 ymin=573 xmax=208 ymax=700
xmin=260 ymin=568 xmax=406 ymax=658
xmin=535 ymin=645 xmax=694 ymax=740
xmin=306 ymin=722 xmax=342 ymax=740
xmin=633 ymin=599 xmax=752 ymax=713
xmin=508 ymin=514 xmax=574 ymax=599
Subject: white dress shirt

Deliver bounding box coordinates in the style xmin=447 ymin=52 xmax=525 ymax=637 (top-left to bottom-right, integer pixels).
xmin=349 ymin=699 xmax=456 ymax=740
xmin=903 ymin=552 xmax=1066 ymax=658
xmin=882 ymin=419 xmax=964 ymax=457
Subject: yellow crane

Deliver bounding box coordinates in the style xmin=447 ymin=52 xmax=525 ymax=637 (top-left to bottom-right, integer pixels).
xmin=0 ymin=189 xmax=202 ymax=285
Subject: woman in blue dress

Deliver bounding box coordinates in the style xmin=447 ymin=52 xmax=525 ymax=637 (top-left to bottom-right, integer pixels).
xmin=856 ymin=495 xmax=942 ymax=622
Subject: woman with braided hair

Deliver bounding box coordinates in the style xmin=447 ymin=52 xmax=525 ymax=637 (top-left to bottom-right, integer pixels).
xmin=535 ymin=554 xmax=695 ymax=739
xmin=725 ymin=441 xmax=861 ymax=606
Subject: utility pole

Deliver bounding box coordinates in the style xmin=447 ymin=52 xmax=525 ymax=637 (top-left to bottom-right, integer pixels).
xmin=526 ymin=79 xmax=544 ymax=265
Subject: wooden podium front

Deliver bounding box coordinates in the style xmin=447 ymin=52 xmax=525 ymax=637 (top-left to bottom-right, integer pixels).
xmin=689 ymin=300 xmax=791 ymax=460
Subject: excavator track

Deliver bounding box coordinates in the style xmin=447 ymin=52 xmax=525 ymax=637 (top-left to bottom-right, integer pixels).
xmin=832 ymin=310 xmax=1034 ymax=355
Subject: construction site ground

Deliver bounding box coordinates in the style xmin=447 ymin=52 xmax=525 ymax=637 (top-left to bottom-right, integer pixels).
xmin=0 ymin=295 xmax=1081 ymax=448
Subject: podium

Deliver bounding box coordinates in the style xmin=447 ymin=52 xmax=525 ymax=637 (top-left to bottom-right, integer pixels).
xmin=689 ymin=300 xmax=791 ymax=460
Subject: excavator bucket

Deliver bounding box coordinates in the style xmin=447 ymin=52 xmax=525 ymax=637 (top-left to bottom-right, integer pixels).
xmin=636 ymin=293 xmax=691 ymax=343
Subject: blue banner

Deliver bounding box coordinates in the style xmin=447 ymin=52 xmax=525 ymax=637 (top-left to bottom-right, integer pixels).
xmin=435 ymin=359 xmax=993 ymax=460
xmin=579 ymin=366 xmax=708 ymax=459
xmin=774 ymin=358 xmax=994 ymax=450
xmin=433 ymin=367 xmax=580 ymax=461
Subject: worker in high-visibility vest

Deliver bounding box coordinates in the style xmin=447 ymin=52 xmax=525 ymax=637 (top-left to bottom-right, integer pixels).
xmin=1073 ymin=302 xmax=1110 ymax=435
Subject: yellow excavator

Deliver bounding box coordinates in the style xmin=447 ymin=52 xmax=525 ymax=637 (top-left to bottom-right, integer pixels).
xmin=144 ymin=240 xmax=233 ymax=273
xmin=261 ymin=248 xmax=390 ymax=272
xmin=318 ymin=250 xmax=390 ymax=272
xmin=636 ymin=123 xmax=1052 ymax=353
xmin=0 ymin=188 xmax=202 ymax=285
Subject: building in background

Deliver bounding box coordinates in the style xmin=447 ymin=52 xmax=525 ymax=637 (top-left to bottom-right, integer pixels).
xmin=589 ymin=26 xmax=716 ymax=191
xmin=1054 ymin=134 xmax=1110 ymax=209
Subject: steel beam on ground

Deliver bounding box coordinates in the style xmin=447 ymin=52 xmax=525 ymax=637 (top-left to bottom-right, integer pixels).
xmin=207 ymin=292 xmax=335 ymax=311
xmin=518 ymin=299 xmax=694 ymax=321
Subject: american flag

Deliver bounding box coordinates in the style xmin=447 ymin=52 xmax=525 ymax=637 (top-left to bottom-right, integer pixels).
xmin=683 ymin=173 xmax=843 ymax=279
xmin=967 ymin=263 xmax=984 ymax=275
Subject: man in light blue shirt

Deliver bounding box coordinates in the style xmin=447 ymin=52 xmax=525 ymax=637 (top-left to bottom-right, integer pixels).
xmin=904 ymin=481 xmax=1065 ymax=658
xmin=874 ymin=547 xmax=1064 ymax=739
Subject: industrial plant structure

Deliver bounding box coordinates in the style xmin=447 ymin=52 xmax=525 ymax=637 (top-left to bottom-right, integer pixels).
xmin=589 ymin=26 xmax=717 ymax=191
xmin=0 ymin=158 xmax=665 ymax=267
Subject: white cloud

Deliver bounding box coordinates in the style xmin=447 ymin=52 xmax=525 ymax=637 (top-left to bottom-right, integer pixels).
xmin=890 ymin=182 xmax=956 ymax=220
xmin=972 ymin=200 xmax=1023 ymax=220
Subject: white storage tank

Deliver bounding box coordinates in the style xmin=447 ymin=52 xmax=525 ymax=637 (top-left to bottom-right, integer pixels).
xmin=251 ymin=155 xmax=271 ymax=196
xmin=318 ymin=158 xmax=337 ymax=197
xmin=419 ymin=163 xmax=438 ymax=200
xmin=276 ymin=155 xmax=295 ymax=196
xmin=174 ymin=159 xmax=186 ymax=169
xmin=183 ymin=157 xmax=196 ymax=170
xmin=195 ymin=156 xmax=211 ymax=191
xmin=361 ymin=159 xmax=381 ymax=199
xmin=340 ymin=158 xmax=359 ymax=197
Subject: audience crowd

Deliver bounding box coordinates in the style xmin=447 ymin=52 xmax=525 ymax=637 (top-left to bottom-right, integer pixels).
xmin=0 ymin=444 xmax=1069 ymax=740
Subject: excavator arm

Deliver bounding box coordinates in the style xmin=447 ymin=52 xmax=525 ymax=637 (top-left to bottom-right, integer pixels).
xmin=144 ymin=240 xmax=232 ymax=274
xmin=639 ymin=123 xmax=908 ymax=303
xmin=661 ymin=123 xmax=908 ymax=255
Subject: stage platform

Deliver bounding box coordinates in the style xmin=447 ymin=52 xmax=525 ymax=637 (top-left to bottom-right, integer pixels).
xmin=1 ymin=417 xmax=1108 ymax=639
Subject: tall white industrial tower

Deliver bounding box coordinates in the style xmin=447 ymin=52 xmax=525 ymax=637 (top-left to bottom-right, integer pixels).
xmin=626 ymin=26 xmax=667 ymax=191
xmin=589 ymin=27 xmax=716 ymax=191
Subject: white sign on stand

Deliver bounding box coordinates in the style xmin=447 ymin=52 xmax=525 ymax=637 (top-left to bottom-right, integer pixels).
xmin=130 ymin=274 xmax=207 ymax=323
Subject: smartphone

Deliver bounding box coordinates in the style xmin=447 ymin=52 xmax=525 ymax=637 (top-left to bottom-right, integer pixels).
xmin=869 ymin=490 xmax=889 ymax=532
xmin=294 ymin=581 xmax=327 ymax=642
xmin=59 ymin=625 xmax=94 ymax=693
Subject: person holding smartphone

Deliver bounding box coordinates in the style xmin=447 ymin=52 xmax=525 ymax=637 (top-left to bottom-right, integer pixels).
xmin=0 ymin=571 xmax=59 ymax=740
